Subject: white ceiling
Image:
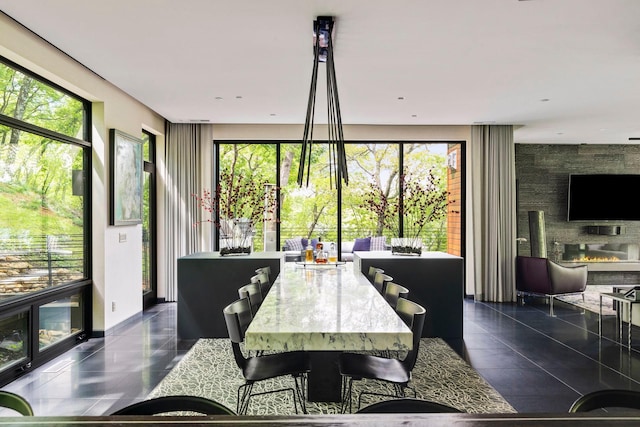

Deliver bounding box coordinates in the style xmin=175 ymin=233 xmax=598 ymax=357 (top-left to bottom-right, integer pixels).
xmin=2 ymin=0 xmax=640 ymax=144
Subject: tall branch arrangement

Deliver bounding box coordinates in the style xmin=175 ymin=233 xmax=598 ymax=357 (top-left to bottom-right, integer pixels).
xmin=192 ymin=171 xmax=278 ymax=254
xmin=361 ymin=169 xmax=452 ymax=253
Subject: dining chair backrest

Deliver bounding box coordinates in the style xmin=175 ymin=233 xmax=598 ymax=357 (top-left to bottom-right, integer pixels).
xmin=0 ymin=390 xmax=34 ymax=416
xmin=568 ymin=389 xmax=640 ymax=412
xmin=373 ymin=271 xmax=393 ymax=294
xmin=357 ymin=397 xmax=461 ymax=413
xmin=255 ymin=266 xmax=271 ymax=278
xmin=111 ymin=395 xmax=236 ymax=415
xmin=223 ymin=298 xmax=253 ymax=370
xmin=250 ymin=272 xmax=271 ymax=297
xmin=383 ymin=282 xmax=410 ymax=309
xmin=238 ymin=282 xmax=263 ymax=316
xmin=367 ymin=266 xmax=384 ymax=284
xmin=395 ymin=297 xmax=426 ymax=371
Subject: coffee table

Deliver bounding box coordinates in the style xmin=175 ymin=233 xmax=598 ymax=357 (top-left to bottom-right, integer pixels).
xmin=599 ymin=291 xmax=640 ymax=349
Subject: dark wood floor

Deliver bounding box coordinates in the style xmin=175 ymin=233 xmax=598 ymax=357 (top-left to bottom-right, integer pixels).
xmin=1 ymin=296 xmax=639 ymax=416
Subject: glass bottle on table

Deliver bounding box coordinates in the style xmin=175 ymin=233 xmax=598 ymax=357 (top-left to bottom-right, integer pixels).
xmin=305 ymin=244 xmax=314 ymax=262
xmin=328 ymin=242 xmax=338 ymax=263
xmin=315 ymin=238 xmax=327 ymax=264
xmin=316 ymin=248 xmax=327 ymax=264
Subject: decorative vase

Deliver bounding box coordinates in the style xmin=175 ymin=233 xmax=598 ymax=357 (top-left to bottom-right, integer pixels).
xmin=391 ymin=238 xmax=423 ymax=256
xmin=220 ymin=246 xmax=251 ymax=256
xmin=219 ymin=217 xmax=254 ymax=256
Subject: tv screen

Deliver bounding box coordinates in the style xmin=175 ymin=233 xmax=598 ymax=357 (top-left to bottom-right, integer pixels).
xmin=567 ymin=174 xmax=640 ymax=221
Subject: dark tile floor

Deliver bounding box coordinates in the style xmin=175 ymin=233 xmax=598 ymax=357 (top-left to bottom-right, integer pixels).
xmin=1 ymin=296 xmax=640 ymax=416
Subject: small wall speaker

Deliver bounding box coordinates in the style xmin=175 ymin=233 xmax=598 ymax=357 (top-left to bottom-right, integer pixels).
xmin=586 ymin=225 xmax=622 ymax=235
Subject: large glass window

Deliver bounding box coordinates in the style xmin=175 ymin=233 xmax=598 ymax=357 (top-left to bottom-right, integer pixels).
xmin=0 ymin=125 xmax=86 ymax=298
xmin=0 ymin=56 xmax=90 ymax=384
xmin=216 ymin=143 xmax=277 ymax=252
xmin=0 ymin=60 xmax=86 ymax=138
xmin=0 ymin=310 xmax=28 ymax=372
xmin=0 ymin=59 xmax=88 ymax=299
xmin=141 ymin=131 xmax=156 ymax=308
xmin=217 ymin=140 xmax=459 ymax=260
xmin=280 ymin=142 xmax=338 ymax=244
xmin=38 ymin=292 xmax=83 ymax=350
xmin=342 ymin=143 xmax=400 ymax=243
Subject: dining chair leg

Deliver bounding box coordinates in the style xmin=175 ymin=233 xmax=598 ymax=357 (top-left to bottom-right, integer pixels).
xmin=237 ymin=383 xmax=254 ymax=415
xmin=340 ymin=376 xmax=354 ymax=414
xmin=292 ymin=374 xmax=308 ymax=414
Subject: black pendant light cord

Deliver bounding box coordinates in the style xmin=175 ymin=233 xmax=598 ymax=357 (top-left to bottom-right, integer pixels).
xmin=298 ymin=17 xmax=348 ymax=189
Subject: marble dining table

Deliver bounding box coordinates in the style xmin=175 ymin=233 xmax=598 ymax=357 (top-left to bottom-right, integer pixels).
xmin=245 ymin=261 xmax=413 ymax=402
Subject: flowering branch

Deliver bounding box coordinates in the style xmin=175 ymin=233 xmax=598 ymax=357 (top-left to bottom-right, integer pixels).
xmin=192 ymin=171 xmax=278 ymax=254
xmin=360 ymin=169 xmax=454 ymax=253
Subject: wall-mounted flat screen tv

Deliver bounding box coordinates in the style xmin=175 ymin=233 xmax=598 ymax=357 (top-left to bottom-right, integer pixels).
xmin=567 ymin=174 xmax=640 ymax=221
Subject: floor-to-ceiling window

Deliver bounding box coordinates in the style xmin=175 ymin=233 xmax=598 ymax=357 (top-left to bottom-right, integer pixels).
xmin=280 ymin=142 xmax=338 ymax=244
xmin=215 ymin=143 xmax=277 ymax=252
xmin=141 ymin=130 xmax=156 ymax=308
xmin=215 ymin=140 xmax=462 ymax=260
xmin=0 ymin=57 xmax=91 ymax=386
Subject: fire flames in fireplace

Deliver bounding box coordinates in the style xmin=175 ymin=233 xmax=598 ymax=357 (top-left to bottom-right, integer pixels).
xmin=568 ymin=255 xmax=620 ymax=263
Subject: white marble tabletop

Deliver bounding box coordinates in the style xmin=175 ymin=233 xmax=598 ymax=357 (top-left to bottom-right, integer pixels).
xmin=245 ymin=262 xmax=413 ymax=352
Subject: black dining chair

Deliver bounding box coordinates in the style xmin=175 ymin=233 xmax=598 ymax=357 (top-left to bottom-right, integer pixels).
xmin=356 ymin=397 xmax=461 ymax=413
xmin=238 ymin=282 xmax=264 ymax=316
xmin=338 ymin=297 xmax=426 ymax=413
xmin=383 ymin=282 xmax=410 ymax=310
xmin=223 ymin=298 xmax=311 ymax=415
xmin=568 ymin=389 xmax=640 ymax=413
xmin=367 ymin=266 xmax=384 ymax=284
xmin=255 ymin=266 xmax=271 ymax=278
xmin=250 ymin=272 xmax=271 ymax=298
xmin=0 ymin=390 xmax=34 ymax=416
xmin=372 ymin=271 xmax=393 ymax=294
xmin=111 ymin=395 xmax=236 ymax=415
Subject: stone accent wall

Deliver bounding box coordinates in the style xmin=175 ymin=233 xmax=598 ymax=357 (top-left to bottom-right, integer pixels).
xmin=515 ymin=144 xmax=640 ymax=286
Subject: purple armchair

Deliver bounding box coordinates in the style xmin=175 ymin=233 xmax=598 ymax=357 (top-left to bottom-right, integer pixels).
xmin=515 ymin=256 xmax=588 ymax=316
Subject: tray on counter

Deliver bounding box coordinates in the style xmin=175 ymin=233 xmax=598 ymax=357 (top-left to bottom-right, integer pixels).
xmin=294 ymin=261 xmax=346 ymax=268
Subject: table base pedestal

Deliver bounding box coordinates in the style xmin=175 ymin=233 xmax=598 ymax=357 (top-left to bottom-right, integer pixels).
xmin=308 ymin=352 xmax=341 ymax=402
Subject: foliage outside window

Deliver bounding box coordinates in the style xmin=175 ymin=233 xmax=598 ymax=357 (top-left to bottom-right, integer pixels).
xmin=0 ymin=58 xmax=88 ymax=301
xmin=218 ymin=141 xmax=451 ymax=254
xmin=360 ymin=169 xmax=452 ymax=254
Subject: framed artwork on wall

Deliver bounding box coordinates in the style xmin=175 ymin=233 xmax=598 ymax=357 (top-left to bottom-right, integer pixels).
xmin=109 ymin=129 xmax=143 ymax=226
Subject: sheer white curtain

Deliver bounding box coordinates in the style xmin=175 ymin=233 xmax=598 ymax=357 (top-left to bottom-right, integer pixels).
xmin=470 ymin=125 xmax=517 ymax=302
xmin=163 ymin=123 xmax=213 ymax=301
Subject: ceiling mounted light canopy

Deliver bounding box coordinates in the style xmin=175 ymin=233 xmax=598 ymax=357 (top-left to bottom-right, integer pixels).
xmin=297 ymin=16 xmax=348 ymax=189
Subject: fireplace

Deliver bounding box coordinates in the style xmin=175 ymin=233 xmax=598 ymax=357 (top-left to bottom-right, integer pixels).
xmin=563 ymin=243 xmax=640 ymax=263
xmin=561 ymin=243 xmax=640 ymax=273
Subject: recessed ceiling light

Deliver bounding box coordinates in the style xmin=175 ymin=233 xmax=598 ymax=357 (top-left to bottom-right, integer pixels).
xmin=411 ymin=114 xmax=417 ymax=118
xmin=270 ymin=113 xmax=277 ymax=116
xmin=540 ymin=98 xmax=550 ymax=102
xmin=557 ymin=132 xmax=564 ymax=135
xmin=235 ymin=96 xmax=243 ymax=99
xmin=215 ymin=96 xmax=223 ymax=100
xmin=397 ymin=96 xmax=405 ymax=100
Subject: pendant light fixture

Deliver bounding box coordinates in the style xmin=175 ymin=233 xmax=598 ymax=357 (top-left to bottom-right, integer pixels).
xmin=297 ymin=16 xmax=348 ymax=189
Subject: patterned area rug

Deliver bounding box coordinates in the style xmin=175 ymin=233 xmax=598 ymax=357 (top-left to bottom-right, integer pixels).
xmin=149 ymin=338 xmax=516 ymax=415
xmin=556 ymin=285 xmax=616 ymax=316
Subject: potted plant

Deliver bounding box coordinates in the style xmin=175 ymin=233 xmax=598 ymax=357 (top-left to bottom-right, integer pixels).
xmin=192 ymin=171 xmax=278 ymax=256
xmin=360 ymin=169 xmax=452 ymax=256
